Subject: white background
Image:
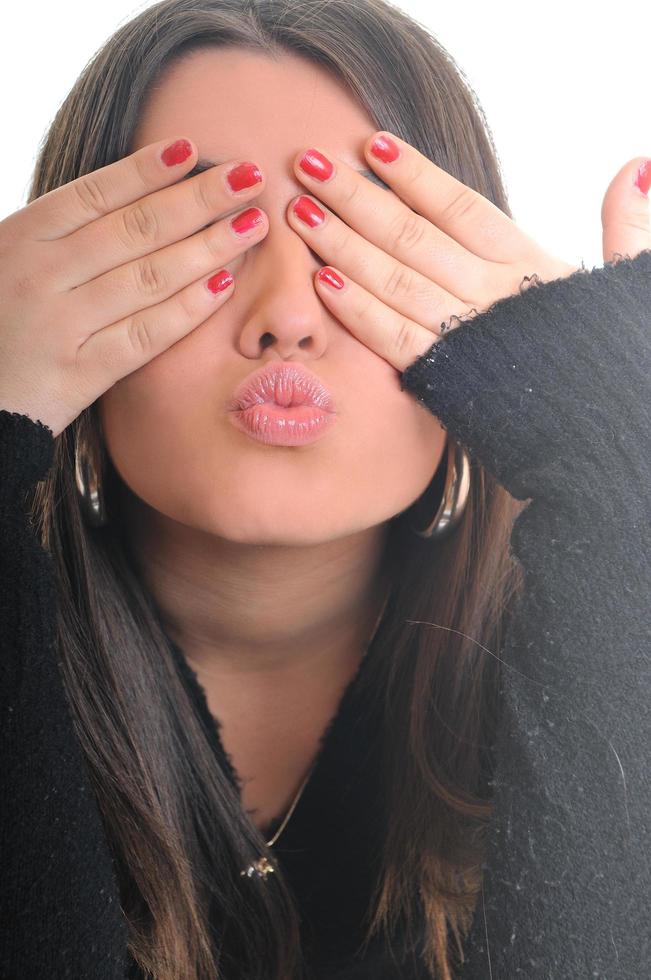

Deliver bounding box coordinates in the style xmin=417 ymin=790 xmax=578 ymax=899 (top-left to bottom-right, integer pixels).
xmin=2 ymin=0 xmax=650 ymax=269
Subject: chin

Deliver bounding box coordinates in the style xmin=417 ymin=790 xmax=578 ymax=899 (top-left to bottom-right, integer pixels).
xmin=193 ymin=503 xmax=375 ymax=548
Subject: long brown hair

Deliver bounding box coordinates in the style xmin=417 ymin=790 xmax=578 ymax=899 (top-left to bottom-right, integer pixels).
xmin=28 ymin=1 xmax=525 ymax=977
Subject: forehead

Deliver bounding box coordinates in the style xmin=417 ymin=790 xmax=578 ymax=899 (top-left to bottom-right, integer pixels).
xmin=132 ymin=47 xmax=376 ymax=173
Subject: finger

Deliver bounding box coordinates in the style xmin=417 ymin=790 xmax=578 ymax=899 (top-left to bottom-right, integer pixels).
xmin=312 ymin=264 xmax=447 ymax=374
xmin=9 ymin=137 xmax=199 ymax=241
xmin=70 ymin=205 xmax=267 ymax=338
xmin=293 ymin=145 xmax=495 ymax=302
xmin=601 ymin=156 xmax=651 ymax=265
xmin=76 ymin=265 xmax=235 ymax=394
xmin=58 ymin=156 xmax=265 ymax=291
xmin=362 ymin=132 xmax=545 ymax=264
xmin=287 ymin=192 xmax=471 ymax=331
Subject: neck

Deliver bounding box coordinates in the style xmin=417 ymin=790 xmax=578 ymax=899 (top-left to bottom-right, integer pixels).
xmin=120 ymin=489 xmax=392 ymax=679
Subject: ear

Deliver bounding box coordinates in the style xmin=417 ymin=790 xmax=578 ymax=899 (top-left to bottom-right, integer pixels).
xmin=601 ymin=157 xmax=651 ymax=265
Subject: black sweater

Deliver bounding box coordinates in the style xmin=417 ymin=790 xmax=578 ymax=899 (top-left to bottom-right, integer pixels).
xmin=1 ymin=250 xmax=650 ymax=979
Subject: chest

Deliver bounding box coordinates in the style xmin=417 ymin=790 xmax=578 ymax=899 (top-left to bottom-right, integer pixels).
xmin=193 ymin=664 xmax=358 ymax=833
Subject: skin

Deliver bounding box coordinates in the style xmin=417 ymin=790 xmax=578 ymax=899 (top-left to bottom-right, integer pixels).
xmin=98 ymin=48 xmax=446 ymax=831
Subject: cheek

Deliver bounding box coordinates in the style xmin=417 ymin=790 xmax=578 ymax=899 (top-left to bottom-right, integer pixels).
xmin=98 ymin=308 xmax=232 ymax=443
xmin=337 ymin=387 xmax=447 ymax=520
xmin=97 ymin=336 xmax=221 ymax=503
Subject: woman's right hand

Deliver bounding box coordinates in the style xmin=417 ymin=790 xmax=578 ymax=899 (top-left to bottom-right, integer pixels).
xmin=0 ymin=137 xmax=268 ymax=439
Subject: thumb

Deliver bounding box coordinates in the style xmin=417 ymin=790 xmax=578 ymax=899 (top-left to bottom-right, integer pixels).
xmin=601 ymin=156 xmax=651 ymax=265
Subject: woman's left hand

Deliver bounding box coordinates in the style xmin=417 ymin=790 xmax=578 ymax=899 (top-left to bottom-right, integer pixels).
xmin=286 ymin=131 xmax=649 ymax=373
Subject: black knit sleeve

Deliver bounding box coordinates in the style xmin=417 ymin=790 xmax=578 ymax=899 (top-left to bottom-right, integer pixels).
xmin=0 ymin=410 xmax=129 ymax=977
xmin=400 ymin=250 xmax=651 ymax=979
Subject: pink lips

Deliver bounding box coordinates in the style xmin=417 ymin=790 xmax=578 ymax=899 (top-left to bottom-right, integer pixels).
xmin=227 ymin=363 xmax=337 ymax=446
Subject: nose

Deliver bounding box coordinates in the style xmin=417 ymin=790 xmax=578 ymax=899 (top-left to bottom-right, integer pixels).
xmin=233 ymin=213 xmax=331 ymax=361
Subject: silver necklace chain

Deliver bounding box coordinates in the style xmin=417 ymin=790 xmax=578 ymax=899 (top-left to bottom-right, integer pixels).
xmin=239 ymin=587 xmax=390 ymax=880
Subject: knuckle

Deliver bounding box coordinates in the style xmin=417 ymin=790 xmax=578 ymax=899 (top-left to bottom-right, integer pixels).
xmin=174 ymin=288 xmax=200 ymax=323
xmin=383 ymin=261 xmax=414 ymax=300
xmin=125 ymin=315 xmax=155 ymax=358
xmin=439 ymin=188 xmax=479 ymax=226
xmin=119 ymin=200 xmax=161 ymax=246
xmin=191 ymin=174 xmax=217 ymax=215
xmin=355 ymin=290 xmax=375 ymax=322
xmin=199 ymin=225 xmax=224 ymax=260
xmin=131 ymin=152 xmax=151 ymax=193
xmin=625 ymin=216 xmax=650 ymax=237
xmin=330 ymin=222 xmax=351 ymax=253
xmin=341 ymin=180 xmax=362 ymax=207
xmin=403 ymin=157 xmax=426 ymax=189
xmin=133 ymin=255 xmax=167 ymax=297
xmin=390 ymin=211 xmax=426 ymax=251
xmin=71 ymin=174 xmax=111 ymax=218
xmin=393 ymin=318 xmax=417 ymax=358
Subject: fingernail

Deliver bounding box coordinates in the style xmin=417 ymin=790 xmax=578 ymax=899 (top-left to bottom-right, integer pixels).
xmin=231 ymin=207 xmax=264 ymax=235
xmin=299 ymin=149 xmax=334 ymax=181
xmin=293 ymin=196 xmax=325 ymax=227
xmin=634 ymin=160 xmax=651 ymax=196
xmin=161 ymin=138 xmax=193 ymax=167
xmin=317 ymin=267 xmax=344 ymax=289
xmin=227 ymin=161 xmax=263 ymax=192
xmin=206 ymin=270 xmax=234 ymax=294
xmin=370 ymin=134 xmax=400 ymax=164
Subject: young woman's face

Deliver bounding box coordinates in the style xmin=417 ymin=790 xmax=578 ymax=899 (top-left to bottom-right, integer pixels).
xmin=98 ymin=47 xmax=446 ymax=546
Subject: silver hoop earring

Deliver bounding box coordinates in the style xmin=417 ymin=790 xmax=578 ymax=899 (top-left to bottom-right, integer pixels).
xmin=409 ymin=439 xmax=471 ymax=540
xmin=74 ymin=424 xmax=108 ymax=527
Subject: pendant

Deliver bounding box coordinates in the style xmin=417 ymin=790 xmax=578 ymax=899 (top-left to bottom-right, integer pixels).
xmin=240 ymin=856 xmax=276 ymax=879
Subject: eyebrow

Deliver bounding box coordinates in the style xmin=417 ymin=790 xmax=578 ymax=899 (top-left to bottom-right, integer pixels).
xmin=184 ymin=157 xmax=390 ymax=190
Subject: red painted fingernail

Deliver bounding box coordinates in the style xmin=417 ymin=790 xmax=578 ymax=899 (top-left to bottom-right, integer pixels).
xmin=317 ymin=267 xmax=344 ymax=289
xmin=231 ymin=207 xmax=264 ymax=235
xmin=293 ymin=196 xmax=325 ymax=227
xmin=299 ymin=149 xmax=334 ymax=181
xmin=634 ymin=160 xmax=651 ymax=196
xmin=227 ymin=161 xmax=263 ymax=192
xmin=161 ymin=138 xmax=193 ymax=167
xmin=370 ymin=134 xmax=400 ymax=164
xmin=206 ymin=270 xmax=234 ymax=294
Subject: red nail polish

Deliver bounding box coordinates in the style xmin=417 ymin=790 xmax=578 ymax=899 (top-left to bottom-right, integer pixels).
xmin=370 ymin=134 xmax=400 ymax=164
xmin=207 ymin=270 xmax=234 ymax=293
xmin=293 ymin=196 xmax=325 ymax=227
xmin=161 ymin=138 xmax=193 ymax=167
xmin=635 ymin=160 xmax=651 ymax=196
xmin=227 ymin=161 xmax=263 ymax=192
xmin=317 ymin=267 xmax=344 ymax=289
xmin=231 ymin=207 xmax=264 ymax=235
xmin=299 ymin=149 xmax=334 ymax=181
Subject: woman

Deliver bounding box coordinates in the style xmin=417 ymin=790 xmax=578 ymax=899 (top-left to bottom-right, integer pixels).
xmin=1 ymin=0 xmax=649 ymax=977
